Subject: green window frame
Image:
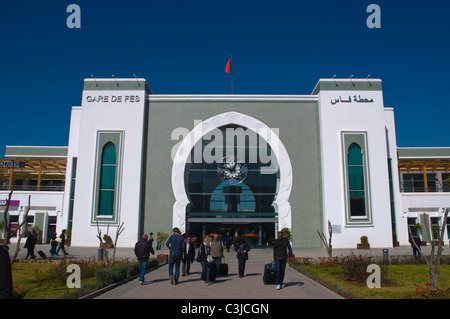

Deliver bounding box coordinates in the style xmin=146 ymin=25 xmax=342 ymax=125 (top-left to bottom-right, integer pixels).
xmin=342 ymin=132 xmax=372 ymax=226
xmin=91 ymin=131 xmax=123 ymax=225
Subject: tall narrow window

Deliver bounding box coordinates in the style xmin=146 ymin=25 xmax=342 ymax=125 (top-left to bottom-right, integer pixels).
xmin=348 ymin=143 xmax=366 ymax=217
xmin=98 ymin=142 xmax=116 ymax=216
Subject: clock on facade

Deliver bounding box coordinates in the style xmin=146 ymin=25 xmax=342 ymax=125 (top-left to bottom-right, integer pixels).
xmin=217 ymin=155 xmax=248 ymax=185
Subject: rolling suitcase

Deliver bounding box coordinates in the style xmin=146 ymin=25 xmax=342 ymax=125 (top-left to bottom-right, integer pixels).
xmin=36 ymin=249 xmax=47 ymax=259
xmin=263 ymin=262 xmax=276 ymax=285
xmin=219 ymin=257 xmax=228 ymax=276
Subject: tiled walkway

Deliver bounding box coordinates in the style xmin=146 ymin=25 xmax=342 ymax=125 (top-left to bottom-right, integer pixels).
xmin=93 ymin=249 xmax=343 ymax=299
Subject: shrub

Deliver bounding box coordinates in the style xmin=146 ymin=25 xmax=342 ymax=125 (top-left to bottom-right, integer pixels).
xmin=96 ymin=258 xmax=160 ymax=289
xmin=60 ymin=283 xmax=98 ymax=299
xmin=339 ymin=252 xmax=391 ymax=285
xmin=388 ymin=255 xmax=450 ymax=265
xmin=47 ymin=258 xmax=111 ymax=284
xmin=281 ymin=228 xmax=292 ymax=240
xmin=412 ymin=283 xmax=450 ymax=299
xmin=96 ymin=264 xmax=129 ymax=288
xmin=360 ymin=236 xmax=368 ymax=244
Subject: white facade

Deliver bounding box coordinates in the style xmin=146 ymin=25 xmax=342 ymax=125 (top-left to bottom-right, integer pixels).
xmin=65 ymin=80 xmax=149 ymax=247
xmin=316 ymin=79 xmax=394 ymax=248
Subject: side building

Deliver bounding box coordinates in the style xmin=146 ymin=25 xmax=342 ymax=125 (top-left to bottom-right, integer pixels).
xmin=0 ymin=146 xmax=67 ymax=244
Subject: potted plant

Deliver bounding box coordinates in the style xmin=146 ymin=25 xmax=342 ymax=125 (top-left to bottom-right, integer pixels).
xmin=32 ymin=225 xmax=42 ymax=244
xmin=156 ymin=232 xmax=169 ymax=263
xmin=431 ymin=225 xmax=444 ymax=246
xmin=393 ymin=231 xmax=399 ymax=247
xmin=357 ymin=236 xmax=370 ymax=249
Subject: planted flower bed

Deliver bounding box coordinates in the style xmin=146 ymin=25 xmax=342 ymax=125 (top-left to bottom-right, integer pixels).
xmin=289 ymin=253 xmax=450 ymax=299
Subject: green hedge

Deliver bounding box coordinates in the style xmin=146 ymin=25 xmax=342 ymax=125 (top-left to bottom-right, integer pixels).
xmin=61 ymin=258 xmax=161 ymax=298
xmin=96 ymin=258 xmax=160 ymax=289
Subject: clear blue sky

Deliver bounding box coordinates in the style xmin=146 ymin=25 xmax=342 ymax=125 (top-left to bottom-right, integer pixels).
xmin=0 ymin=0 xmax=449 ymax=155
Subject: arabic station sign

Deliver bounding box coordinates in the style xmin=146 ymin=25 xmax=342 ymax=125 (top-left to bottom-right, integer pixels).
xmin=331 ymin=95 xmax=374 ymax=105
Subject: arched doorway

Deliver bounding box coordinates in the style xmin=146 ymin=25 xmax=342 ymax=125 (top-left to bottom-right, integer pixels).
xmin=171 ymin=111 xmax=293 ymax=246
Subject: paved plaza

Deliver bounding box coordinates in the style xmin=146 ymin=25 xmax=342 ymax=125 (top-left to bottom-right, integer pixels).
xmin=92 ymin=248 xmax=343 ymax=300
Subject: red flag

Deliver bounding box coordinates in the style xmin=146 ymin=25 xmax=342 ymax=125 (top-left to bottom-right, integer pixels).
xmin=225 ymin=57 xmax=232 ymax=74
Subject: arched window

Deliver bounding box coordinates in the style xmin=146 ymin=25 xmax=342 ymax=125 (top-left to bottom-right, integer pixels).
xmin=347 ymin=143 xmax=366 ymax=217
xmin=98 ymin=142 xmax=116 ymax=216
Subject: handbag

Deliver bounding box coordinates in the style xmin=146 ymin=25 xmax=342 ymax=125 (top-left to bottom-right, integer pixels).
xmin=207 ymin=255 xmax=214 ymax=263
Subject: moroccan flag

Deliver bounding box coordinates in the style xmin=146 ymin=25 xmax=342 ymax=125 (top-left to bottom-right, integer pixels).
xmin=225 ymin=57 xmax=232 ymax=74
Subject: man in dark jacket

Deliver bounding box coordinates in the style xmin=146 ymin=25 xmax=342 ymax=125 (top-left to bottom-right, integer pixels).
xmin=235 ymin=236 xmax=251 ymax=278
xmin=134 ymin=234 xmax=155 ymax=284
xmin=24 ymin=230 xmax=37 ymax=259
xmin=409 ymin=231 xmax=422 ymax=256
xmin=0 ymin=245 xmax=12 ymax=299
xmin=182 ymin=236 xmax=195 ymax=276
xmin=273 ymin=231 xmax=293 ymax=290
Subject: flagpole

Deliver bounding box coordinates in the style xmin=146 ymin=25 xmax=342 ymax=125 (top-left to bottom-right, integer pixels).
xmin=230 ymin=55 xmax=233 ymax=94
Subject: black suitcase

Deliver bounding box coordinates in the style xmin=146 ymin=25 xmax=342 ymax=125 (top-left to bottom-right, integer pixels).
xmin=36 ymin=250 xmax=46 ymax=259
xmin=219 ymin=257 xmax=228 ymax=276
xmin=263 ymin=262 xmax=276 ymax=285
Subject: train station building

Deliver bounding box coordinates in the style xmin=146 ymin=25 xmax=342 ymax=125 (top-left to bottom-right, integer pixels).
xmin=1 ymin=77 xmax=449 ymax=249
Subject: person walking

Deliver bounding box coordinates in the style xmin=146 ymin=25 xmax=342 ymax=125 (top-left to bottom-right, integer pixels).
xmin=148 ymin=232 xmax=154 ymax=247
xmin=409 ymin=231 xmax=422 ymax=256
xmin=0 ymin=245 xmax=12 ymax=299
xmin=56 ymin=229 xmax=68 ymax=257
xmin=156 ymin=232 xmax=161 ymax=250
xmin=224 ymin=232 xmax=232 ymax=252
xmin=134 ymin=234 xmax=155 ymax=284
xmin=49 ymin=231 xmax=58 ymax=256
xmin=197 ymin=236 xmax=213 ymax=285
xmin=235 ymin=236 xmax=251 ymax=278
xmin=24 ymin=229 xmax=37 ymax=259
xmin=273 ymin=231 xmax=293 ymax=290
xmin=166 ymin=227 xmax=185 ymax=285
xmin=182 ymin=236 xmax=195 ymax=276
xmin=210 ymin=234 xmax=223 ymax=276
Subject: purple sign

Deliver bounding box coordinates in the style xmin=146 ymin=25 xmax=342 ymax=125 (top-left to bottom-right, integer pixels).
xmin=0 ymin=200 xmax=20 ymax=206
